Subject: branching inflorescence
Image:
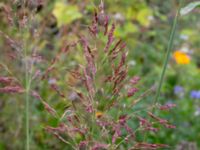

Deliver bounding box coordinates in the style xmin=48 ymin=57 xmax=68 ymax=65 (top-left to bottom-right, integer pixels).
xmin=0 ymin=1 xmax=177 ymax=150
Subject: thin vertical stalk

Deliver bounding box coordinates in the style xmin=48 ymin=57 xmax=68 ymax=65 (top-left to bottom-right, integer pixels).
xmin=21 ymin=0 xmax=30 ymax=149
xmin=24 ymin=27 xmax=31 ymax=150
xmin=143 ymin=0 xmax=184 ymax=142
xmin=25 ymin=60 xmax=30 ymax=150
xmin=153 ymin=0 xmax=184 ymax=105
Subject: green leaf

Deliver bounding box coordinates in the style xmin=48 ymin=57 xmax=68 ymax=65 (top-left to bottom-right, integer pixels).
xmin=53 ymin=2 xmax=82 ymax=27
xmin=114 ymin=22 xmax=138 ymax=38
xmin=180 ymin=1 xmax=200 ymax=16
xmin=136 ymin=8 xmax=152 ymax=27
xmin=124 ymin=22 xmax=138 ymax=33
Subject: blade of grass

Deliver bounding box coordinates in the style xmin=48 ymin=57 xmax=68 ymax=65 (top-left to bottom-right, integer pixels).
xmin=143 ymin=0 xmax=184 ymax=142
xmin=153 ymin=0 xmax=184 ymax=106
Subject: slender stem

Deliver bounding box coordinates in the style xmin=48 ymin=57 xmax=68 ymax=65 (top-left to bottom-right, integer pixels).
xmin=24 ymin=35 xmax=30 ymax=150
xmin=153 ymin=0 xmax=183 ymax=105
xmin=25 ymin=80 xmax=30 ymax=150
xmin=143 ymin=0 xmax=184 ymax=142
xmin=22 ymin=0 xmax=30 ymax=148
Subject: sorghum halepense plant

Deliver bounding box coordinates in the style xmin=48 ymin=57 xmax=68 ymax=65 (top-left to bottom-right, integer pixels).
xmin=0 ymin=1 xmax=177 ymax=150
xmin=41 ymin=2 xmax=177 ymax=150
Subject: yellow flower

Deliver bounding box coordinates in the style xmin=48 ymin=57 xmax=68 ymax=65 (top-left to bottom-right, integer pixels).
xmin=95 ymin=111 xmax=103 ymax=118
xmin=173 ymin=51 xmax=190 ymax=64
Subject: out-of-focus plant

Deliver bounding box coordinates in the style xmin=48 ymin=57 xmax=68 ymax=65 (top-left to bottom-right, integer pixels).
xmin=180 ymin=1 xmax=200 ymax=16
xmin=53 ymin=1 xmax=82 ymax=27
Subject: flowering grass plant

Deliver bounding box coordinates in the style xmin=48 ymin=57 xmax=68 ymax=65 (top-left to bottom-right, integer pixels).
xmin=0 ymin=0 xmax=189 ymax=149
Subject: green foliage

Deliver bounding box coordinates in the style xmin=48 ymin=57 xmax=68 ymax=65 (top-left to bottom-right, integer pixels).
xmin=53 ymin=1 xmax=82 ymax=27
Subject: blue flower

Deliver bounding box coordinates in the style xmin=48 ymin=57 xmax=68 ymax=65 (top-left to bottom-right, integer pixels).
xmin=190 ymin=90 xmax=200 ymax=99
xmin=174 ymin=86 xmax=184 ymax=95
